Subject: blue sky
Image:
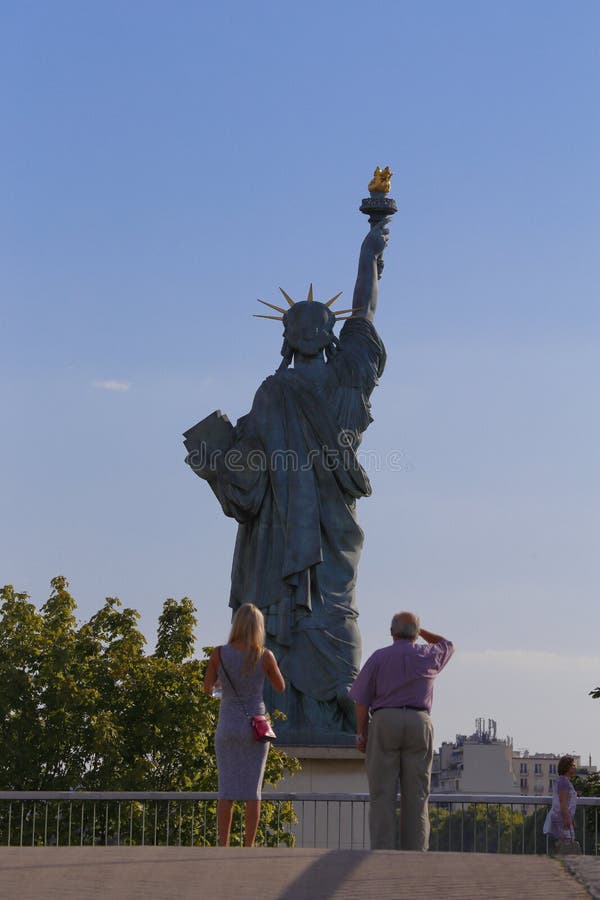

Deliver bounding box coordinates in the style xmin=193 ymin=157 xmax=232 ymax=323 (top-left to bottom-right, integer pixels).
xmin=1 ymin=1 xmax=598 ymax=758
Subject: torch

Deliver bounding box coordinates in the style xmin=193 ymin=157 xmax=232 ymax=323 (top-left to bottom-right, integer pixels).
xmin=360 ymin=166 xmax=398 ymax=278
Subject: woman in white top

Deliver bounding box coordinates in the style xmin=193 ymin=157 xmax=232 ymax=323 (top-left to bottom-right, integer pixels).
xmin=543 ymin=755 xmax=578 ymax=846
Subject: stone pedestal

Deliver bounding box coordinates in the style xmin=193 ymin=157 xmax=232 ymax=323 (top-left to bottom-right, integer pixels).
xmin=275 ymin=745 xmax=368 ymax=793
xmin=269 ymin=745 xmax=370 ymax=848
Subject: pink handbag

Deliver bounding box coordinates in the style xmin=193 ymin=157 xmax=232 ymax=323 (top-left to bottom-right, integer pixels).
xmin=251 ymin=714 xmax=277 ymax=743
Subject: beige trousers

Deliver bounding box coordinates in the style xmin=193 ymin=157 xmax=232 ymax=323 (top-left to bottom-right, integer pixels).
xmin=366 ymin=708 xmax=434 ymax=850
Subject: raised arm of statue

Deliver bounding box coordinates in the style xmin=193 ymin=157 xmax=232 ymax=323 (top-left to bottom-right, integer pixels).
xmin=351 ymin=219 xmax=390 ymax=322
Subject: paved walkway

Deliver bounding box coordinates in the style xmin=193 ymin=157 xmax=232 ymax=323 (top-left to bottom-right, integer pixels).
xmin=0 ymin=847 xmax=597 ymax=899
xmin=564 ymin=857 xmax=600 ymax=900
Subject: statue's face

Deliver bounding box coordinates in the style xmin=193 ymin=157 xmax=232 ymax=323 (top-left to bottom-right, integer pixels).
xmin=283 ymin=301 xmax=336 ymax=356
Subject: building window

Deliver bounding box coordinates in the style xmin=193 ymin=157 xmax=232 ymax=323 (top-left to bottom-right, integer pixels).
xmin=549 ymin=764 xmax=557 ymax=775
xmin=534 ymin=763 xmax=542 ymax=775
xmin=549 ymin=779 xmax=554 ymax=790
xmin=520 ymin=778 xmax=528 ymax=791
xmin=520 ymin=763 xmax=528 ymax=774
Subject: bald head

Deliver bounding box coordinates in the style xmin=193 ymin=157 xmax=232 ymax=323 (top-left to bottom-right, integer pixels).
xmin=391 ymin=611 xmax=420 ymax=641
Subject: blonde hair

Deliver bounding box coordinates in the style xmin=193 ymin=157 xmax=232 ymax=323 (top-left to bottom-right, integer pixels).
xmin=228 ymin=603 xmax=265 ymax=672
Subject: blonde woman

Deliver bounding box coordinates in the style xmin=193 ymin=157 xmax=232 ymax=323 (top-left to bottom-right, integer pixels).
xmin=204 ymin=603 xmax=285 ymax=847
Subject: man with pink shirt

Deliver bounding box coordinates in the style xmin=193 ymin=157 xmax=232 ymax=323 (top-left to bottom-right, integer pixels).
xmin=349 ymin=611 xmax=454 ymax=850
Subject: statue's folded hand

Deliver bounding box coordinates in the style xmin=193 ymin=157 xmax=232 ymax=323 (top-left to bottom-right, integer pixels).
xmin=361 ymin=218 xmax=391 ymax=259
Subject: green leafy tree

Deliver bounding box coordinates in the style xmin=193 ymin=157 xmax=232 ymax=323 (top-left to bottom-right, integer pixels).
xmin=571 ymin=693 xmax=600 ymax=852
xmin=0 ymin=585 xmax=43 ymax=789
xmin=429 ymin=803 xmax=525 ymax=852
xmin=0 ymin=578 xmax=299 ymax=846
xmin=37 ymin=576 xmax=93 ymax=788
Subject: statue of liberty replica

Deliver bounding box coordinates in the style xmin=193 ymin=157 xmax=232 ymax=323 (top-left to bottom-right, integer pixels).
xmin=184 ymin=168 xmax=397 ymax=744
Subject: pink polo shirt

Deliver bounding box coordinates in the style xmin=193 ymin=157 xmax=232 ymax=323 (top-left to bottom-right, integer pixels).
xmin=349 ymin=638 xmax=454 ymax=714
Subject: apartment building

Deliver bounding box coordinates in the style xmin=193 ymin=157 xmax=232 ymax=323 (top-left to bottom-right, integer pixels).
xmin=512 ymin=752 xmax=597 ymax=795
xmin=433 ymin=718 xmax=596 ymax=795
xmin=511 ymin=752 xmax=564 ymax=795
xmin=432 ymin=718 xmax=519 ymax=794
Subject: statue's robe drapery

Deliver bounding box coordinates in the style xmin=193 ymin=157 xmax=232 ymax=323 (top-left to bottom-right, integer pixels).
xmin=211 ymin=318 xmax=386 ymax=739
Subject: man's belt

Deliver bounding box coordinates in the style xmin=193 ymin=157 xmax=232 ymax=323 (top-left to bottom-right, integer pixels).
xmin=372 ymin=705 xmax=429 ymax=713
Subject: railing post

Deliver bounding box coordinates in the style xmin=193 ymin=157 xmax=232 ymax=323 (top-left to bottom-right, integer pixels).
xmin=497 ymin=803 xmax=500 ymax=853
xmin=485 ymin=803 xmax=490 ymax=853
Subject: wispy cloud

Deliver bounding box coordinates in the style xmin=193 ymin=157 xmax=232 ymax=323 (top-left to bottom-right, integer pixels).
xmin=93 ymin=380 xmax=131 ymax=392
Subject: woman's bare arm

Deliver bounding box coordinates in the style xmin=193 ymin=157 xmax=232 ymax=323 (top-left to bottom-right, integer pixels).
xmin=203 ymin=647 xmax=220 ymax=695
xmin=559 ymin=788 xmax=572 ymax=829
xmin=262 ymin=649 xmax=285 ymax=692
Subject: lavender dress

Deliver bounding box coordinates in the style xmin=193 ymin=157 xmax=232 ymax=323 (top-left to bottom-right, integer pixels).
xmin=215 ymin=645 xmax=269 ymax=800
xmin=543 ymin=775 xmax=577 ymax=839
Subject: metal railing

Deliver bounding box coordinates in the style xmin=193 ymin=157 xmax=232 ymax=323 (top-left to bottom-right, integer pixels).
xmin=0 ymin=792 xmax=598 ymax=853
xmin=429 ymin=793 xmax=600 ymax=856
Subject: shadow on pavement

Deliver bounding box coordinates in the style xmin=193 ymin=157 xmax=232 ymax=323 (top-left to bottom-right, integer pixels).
xmin=277 ymin=849 xmax=370 ymax=900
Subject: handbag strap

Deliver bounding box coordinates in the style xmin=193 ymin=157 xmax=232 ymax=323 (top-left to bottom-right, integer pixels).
xmin=217 ymin=645 xmax=251 ymax=719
